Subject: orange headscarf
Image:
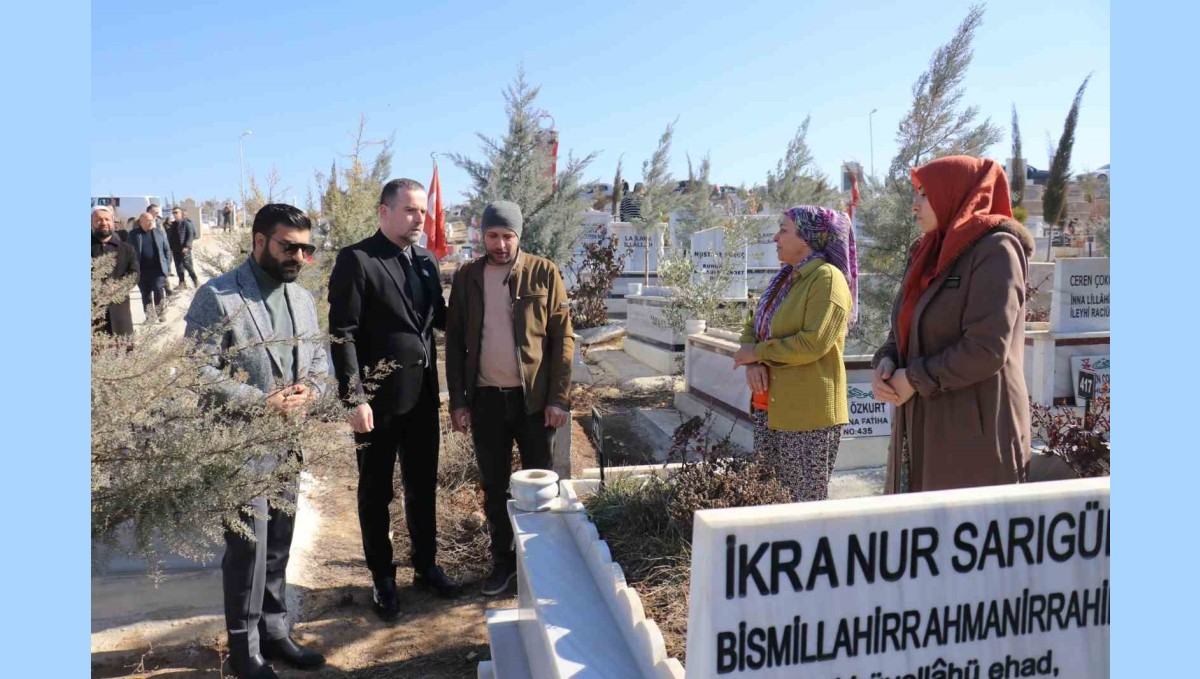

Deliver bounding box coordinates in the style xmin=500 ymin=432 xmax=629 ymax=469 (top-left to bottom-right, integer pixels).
xmin=896 ymin=156 xmax=1013 ymax=356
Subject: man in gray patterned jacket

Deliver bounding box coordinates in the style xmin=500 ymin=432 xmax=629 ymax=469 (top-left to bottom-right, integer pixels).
xmin=184 ymin=203 xmax=330 ymax=679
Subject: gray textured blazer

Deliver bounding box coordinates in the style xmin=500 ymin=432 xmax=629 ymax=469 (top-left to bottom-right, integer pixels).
xmin=184 ymin=258 xmax=332 ymax=412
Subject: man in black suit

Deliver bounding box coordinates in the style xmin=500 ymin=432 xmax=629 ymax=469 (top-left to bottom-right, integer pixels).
xmin=90 ymin=205 xmax=139 ymax=338
xmin=126 ymin=211 xmax=172 ymax=322
xmin=167 ymin=206 xmax=199 ymax=289
xmin=328 ymin=177 xmax=461 ymax=619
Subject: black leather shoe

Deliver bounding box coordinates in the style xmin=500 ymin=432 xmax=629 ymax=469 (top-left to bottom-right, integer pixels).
xmin=413 ymin=564 xmax=462 ymax=599
xmin=372 ymin=569 xmax=402 ymax=620
xmin=224 ymin=653 xmax=278 ymax=679
xmin=261 ymin=636 xmax=326 ymax=670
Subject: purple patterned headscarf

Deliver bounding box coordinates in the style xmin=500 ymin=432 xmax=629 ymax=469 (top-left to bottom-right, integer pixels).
xmin=784 ymin=205 xmax=859 ymax=325
xmin=753 ymin=205 xmax=860 ymax=341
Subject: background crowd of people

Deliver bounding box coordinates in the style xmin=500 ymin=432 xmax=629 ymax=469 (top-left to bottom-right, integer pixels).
xmin=90 ymin=202 xmax=200 ymax=331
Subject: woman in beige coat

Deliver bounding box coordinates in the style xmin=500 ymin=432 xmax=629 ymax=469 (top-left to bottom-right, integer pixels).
xmin=872 ymin=156 xmax=1034 ymax=493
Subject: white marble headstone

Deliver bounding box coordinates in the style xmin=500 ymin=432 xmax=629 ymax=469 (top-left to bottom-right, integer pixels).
xmin=691 ymin=226 xmax=748 ymax=299
xmin=844 ymin=383 xmax=892 ymax=438
xmin=686 ymin=479 xmax=1111 ymax=678
xmin=565 ymin=211 xmax=614 ymax=288
xmin=1049 ymin=258 xmax=1110 ymax=333
xmin=611 ymin=221 xmax=664 ymax=274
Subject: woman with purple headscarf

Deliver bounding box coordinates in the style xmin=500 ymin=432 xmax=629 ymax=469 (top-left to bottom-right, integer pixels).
xmin=732 ymin=205 xmax=859 ymax=502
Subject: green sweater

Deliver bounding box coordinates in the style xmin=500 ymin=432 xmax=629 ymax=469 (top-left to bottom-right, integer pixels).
xmin=249 ymin=256 xmax=296 ymax=384
xmin=740 ymin=259 xmax=851 ymax=432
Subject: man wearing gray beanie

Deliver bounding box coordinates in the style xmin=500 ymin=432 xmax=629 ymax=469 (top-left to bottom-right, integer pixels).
xmin=445 ymin=200 xmax=575 ymax=595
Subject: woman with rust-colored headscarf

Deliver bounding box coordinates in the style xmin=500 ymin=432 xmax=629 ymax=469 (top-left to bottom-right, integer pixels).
xmin=733 ymin=205 xmax=858 ymax=502
xmin=872 ymin=156 xmax=1035 ymax=493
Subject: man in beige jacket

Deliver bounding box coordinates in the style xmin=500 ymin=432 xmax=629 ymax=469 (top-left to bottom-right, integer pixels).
xmin=445 ymin=200 xmax=574 ymax=595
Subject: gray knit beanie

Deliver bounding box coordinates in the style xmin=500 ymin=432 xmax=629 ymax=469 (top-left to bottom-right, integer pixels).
xmin=481 ymin=200 xmax=523 ymax=237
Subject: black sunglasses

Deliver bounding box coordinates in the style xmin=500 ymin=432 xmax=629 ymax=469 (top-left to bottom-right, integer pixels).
xmin=270 ymin=236 xmax=316 ymax=257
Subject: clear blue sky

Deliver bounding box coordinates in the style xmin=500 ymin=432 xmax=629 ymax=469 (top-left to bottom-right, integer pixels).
xmin=92 ymin=0 xmax=1109 ymax=207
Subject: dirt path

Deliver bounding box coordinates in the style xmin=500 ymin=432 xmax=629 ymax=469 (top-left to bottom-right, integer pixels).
xmin=92 ymin=417 xmax=598 ymax=678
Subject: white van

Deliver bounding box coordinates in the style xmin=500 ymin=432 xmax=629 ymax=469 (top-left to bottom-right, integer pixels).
xmin=91 ymin=195 xmax=164 ymax=231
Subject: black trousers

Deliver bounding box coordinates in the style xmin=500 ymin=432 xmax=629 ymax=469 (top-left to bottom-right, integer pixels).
xmin=223 ymin=477 xmax=297 ymax=658
xmin=137 ymin=274 xmax=165 ymax=314
xmin=470 ymin=387 xmax=554 ymax=566
xmin=172 ymin=249 xmax=198 ymax=285
xmin=355 ymin=378 xmax=440 ymax=576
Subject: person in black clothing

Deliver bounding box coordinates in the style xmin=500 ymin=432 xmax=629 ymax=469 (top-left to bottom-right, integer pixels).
xmin=620 ymin=182 xmax=645 ymax=222
xmin=328 ymin=177 xmax=461 ymax=619
xmin=118 ymin=216 xmax=136 ymax=244
xmin=148 ymin=204 xmax=174 ymax=285
xmin=125 ymin=212 xmax=172 ymax=322
xmin=90 ymin=206 xmax=139 ymax=338
xmin=168 ymin=207 xmax=199 ymax=288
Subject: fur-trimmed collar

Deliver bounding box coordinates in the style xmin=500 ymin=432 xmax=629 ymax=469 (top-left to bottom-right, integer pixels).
xmin=992 ymin=218 xmax=1036 ymax=258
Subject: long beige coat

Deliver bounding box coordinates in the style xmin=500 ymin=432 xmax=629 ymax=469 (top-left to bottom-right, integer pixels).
xmin=873 ymin=220 xmax=1035 ymax=493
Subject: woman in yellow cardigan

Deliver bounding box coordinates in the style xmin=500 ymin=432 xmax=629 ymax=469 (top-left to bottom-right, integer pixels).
xmin=733 ymin=205 xmax=857 ymax=502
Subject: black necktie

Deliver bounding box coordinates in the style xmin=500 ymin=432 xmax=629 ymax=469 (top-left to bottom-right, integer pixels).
xmin=399 ymin=249 xmax=428 ymax=315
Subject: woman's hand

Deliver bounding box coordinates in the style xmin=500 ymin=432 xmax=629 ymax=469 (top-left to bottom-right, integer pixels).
xmin=744 ymin=364 xmax=769 ymax=394
xmin=872 ymin=357 xmax=899 ymax=404
xmin=733 ymin=344 xmax=758 ymax=367
xmin=889 ymin=368 xmax=917 ymax=406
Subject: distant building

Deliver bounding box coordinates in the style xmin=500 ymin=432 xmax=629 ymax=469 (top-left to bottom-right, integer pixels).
xmin=840 ymin=162 xmax=865 ymax=193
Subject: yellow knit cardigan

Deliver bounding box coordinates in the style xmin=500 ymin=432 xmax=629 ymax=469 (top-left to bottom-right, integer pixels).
xmin=740 ymin=259 xmax=852 ymax=432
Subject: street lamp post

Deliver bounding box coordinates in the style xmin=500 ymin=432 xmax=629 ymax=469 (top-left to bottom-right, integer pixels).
xmin=239 ymin=130 xmax=252 ymax=227
xmin=869 ymin=108 xmax=878 ymax=180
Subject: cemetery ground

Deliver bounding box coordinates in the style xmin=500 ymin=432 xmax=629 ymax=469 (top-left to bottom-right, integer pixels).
xmin=92 ymin=326 xmax=895 ymax=675
xmin=91 ymin=316 xmax=684 ymax=678
xmin=93 ymin=410 xmax=601 ymax=679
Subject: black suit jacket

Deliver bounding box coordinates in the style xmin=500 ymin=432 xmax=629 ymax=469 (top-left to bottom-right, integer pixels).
xmin=91 ymin=236 xmax=139 ymax=337
xmin=167 ymin=218 xmax=196 ymax=252
xmin=328 ymin=231 xmax=445 ymax=417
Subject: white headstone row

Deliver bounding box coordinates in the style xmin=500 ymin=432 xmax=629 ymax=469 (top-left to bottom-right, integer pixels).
xmin=564 ymin=212 xmax=667 ymax=296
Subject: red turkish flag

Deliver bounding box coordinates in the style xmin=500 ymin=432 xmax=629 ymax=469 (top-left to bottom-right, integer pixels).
xmin=849 ymin=172 xmax=861 ymax=222
xmin=425 ymin=162 xmax=448 ymax=259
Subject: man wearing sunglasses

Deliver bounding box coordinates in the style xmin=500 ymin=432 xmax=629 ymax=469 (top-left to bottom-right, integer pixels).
xmin=184 ymin=203 xmax=330 ymax=678
xmin=167 ymin=206 xmax=199 ymax=289
xmin=328 ymin=177 xmax=461 ymax=621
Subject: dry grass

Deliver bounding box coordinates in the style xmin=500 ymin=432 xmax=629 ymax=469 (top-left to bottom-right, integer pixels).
xmin=585 ymin=477 xmax=692 ymax=662
xmin=582 ymin=415 xmax=792 ymax=664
